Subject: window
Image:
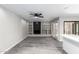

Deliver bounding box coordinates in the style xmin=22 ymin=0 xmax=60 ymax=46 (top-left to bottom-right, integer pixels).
xmin=29 ymin=22 xmax=32 ymax=34
xmin=42 ymin=22 xmax=51 ymax=34
xmin=64 ymin=21 xmax=79 ymax=35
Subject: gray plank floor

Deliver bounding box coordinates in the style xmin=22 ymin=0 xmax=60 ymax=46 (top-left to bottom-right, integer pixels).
xmin=5 ymin=37 xmax=66 ymax=54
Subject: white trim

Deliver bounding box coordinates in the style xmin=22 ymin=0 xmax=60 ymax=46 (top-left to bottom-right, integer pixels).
xmin=1 ymin=36 xmax=28 ymax=54
xmin=28 ymin=34 xmax=51 ymax=37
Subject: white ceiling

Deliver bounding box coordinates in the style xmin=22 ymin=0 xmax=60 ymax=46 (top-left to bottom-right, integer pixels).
xmin=1 ymin=4 xmax=79 ymax=21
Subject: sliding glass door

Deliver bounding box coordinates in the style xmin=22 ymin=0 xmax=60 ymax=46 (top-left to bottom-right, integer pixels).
xmin=28 ymin=22 xmax=51 ymax=35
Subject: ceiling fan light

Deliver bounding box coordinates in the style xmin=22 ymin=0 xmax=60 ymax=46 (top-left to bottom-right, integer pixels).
xmin=34 ymin=16 xmax=38 ymax=18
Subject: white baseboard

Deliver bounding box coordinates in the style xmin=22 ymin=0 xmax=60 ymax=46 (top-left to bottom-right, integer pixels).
xmin=28 ymin=34 xmax=52 ymax=37
xmin=1 ymin=36 xmax=28 ymax=54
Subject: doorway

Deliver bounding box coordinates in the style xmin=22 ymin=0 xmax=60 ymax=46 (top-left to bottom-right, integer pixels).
xmin=33 ymin=22 xmax=41 ymax=34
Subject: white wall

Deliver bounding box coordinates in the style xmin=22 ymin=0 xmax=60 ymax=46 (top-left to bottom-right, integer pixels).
xmin=0 ymin=7 xmax=28 ymax=53
xmin=51 ymin=19 xmax=60 ymax=41
xmin=63 ymin=35 xmax=79 ymax=54
xmin=59 ymin=17 xmax=79 ymax=41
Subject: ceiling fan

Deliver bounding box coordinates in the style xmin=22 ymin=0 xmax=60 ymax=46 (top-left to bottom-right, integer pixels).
xmin=29 ymin=12 xmax=44 ymax=18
